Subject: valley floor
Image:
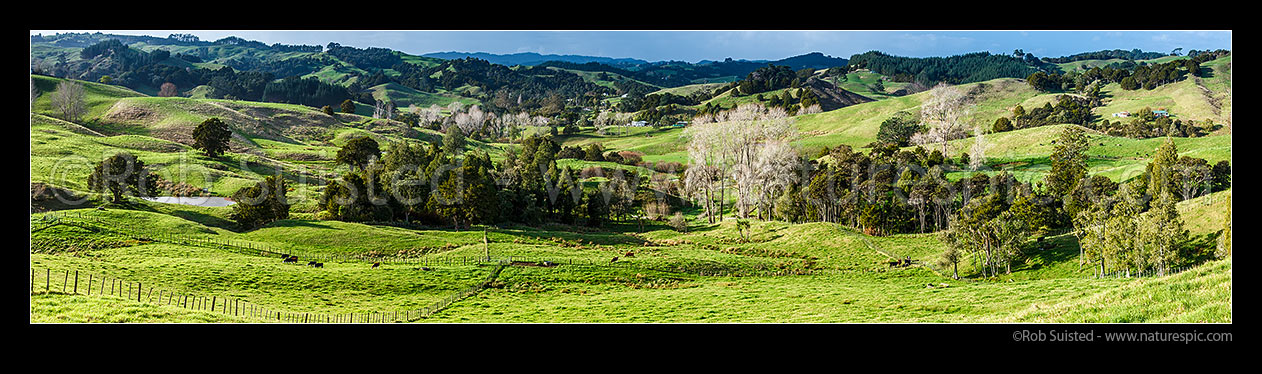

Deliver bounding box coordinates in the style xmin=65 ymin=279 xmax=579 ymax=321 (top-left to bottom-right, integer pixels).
xmin=29 ymin=204 xmax=1232 ymax=324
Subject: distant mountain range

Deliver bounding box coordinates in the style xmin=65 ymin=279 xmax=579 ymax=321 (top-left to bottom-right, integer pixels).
xmin=421 ymin=51 xmax=651 ymax=67
xmin=422 ymin=51 xmax=849 ymax=71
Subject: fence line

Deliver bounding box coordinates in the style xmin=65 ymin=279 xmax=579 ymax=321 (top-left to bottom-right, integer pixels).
xmin=30 ymin=263 xmax=522 ymax=323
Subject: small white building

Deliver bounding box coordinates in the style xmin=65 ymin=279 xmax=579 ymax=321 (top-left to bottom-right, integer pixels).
xmin=1112 ymin=111 xmax=1131 ymax=118
xmin=628 ymin=121 xmax=648 ymax=127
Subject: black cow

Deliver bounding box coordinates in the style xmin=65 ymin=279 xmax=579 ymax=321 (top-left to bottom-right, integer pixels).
xmin=314 ymin=263 xmax=324 ymax=268
xmin=307 ymin=261 xmax=318 ymax=266
xmin=283 ymin=257 xmax=298 ymax=263
xmin=372 ymin=262 xmax=381 ymax=269
xmin=610 ymin=256 xmax=619 ymax=263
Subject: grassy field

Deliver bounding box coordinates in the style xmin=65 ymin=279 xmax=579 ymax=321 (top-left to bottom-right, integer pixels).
xmin=928 ymin=124 xmax=1231 ymax=184
xmin=31 ymin=293 xmax=257 ymax=323
xmin=992 ymin=257 xmax=1231 ymax=323
xmin=29 ymin=203 xmax=1232 ymax=323
xmin=367 ymin=83 xmax=480 ymax=110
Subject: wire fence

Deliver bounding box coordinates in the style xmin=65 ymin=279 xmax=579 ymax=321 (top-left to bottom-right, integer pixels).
xmin=30 ymin=263 xmax=513 ymax=323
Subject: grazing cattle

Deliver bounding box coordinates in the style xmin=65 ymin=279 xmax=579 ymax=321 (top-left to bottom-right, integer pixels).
xmin=624 ymin=251 xmax=635 ymax=258
xmin=307 ymin=261 xmax=318 ymax=266
xmin=419 ymin=267 xmax=431 ymax=271
xmin=314 ymin=263 xmax=323 ymax=268
xmin=283 ymin=257 xmax=298 ymax=263
xmin=610 ymin=256 xmax=619 ymax=263
xmin=372 ymin=262 xmax=381 ymax=269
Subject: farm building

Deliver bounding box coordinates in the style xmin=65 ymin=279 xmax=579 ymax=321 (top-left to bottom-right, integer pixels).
xmin=1112 ymin=111 xmax=1131 ymax=118
xmin=628 ymin=120 xmax=648 ymax=127
xmin=1152 ymin=110 xmax=1170 ymax=117
xmin=672 ymin=121 xmax=689 ymax=128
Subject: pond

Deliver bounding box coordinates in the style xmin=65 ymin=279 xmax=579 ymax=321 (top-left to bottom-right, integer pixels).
xmin=141 ymin=196 xmax=236 ymax=207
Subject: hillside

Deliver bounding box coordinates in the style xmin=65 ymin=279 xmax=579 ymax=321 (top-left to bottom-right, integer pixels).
xmin=367 ymin=83 xmax=480 ymax=110
xmin=29 ymin=74 xmax=504 ymax=212
xmin=994 ymin=257 xmax=1230 ymax=323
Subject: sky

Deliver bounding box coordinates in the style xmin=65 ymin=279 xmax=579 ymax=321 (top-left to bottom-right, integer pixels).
xmin=29 ymin=30 xmax=1232 ymax=63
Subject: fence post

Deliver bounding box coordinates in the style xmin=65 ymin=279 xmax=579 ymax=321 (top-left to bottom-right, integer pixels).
xmin=73 ymin=271 xmax=78 ymax=294
xmin=62 ymin=270 xmax=68 ymax=293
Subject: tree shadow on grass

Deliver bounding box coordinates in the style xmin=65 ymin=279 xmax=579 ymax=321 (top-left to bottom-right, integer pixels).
xmin=262 ymin=219 xmax=338 ymax=230
xmin=163 ymin=209 xmax=238 ymax=231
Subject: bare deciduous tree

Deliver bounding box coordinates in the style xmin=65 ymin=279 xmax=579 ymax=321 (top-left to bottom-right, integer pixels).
xmin=51 ymin=80 xmax=86 ymax=123
xmin=159 ymin=82 xmax=178 ymax=97
xmin=914 ymin=83 xmax=971 ymax=156
xmin=968 ymin=125 xmax=988 ymax=171
xmin=446 ymin=101 xmax=464 ymax=114
xmin=373 ymin=99 xmax=395 ymax=120
xmin=685 ymin=103 xmax=798 ymax=221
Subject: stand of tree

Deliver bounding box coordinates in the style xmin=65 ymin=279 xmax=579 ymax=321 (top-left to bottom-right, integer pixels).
xmin=1040 ymin=49 xmax=1169 ymax=64
xmin=1028 ymin=50 xmax=1227 ymax=93
xmin=847 ymin=51 xmax=1040 ymax=86
xmin=316 ymin=134 xmax=669 ymax=229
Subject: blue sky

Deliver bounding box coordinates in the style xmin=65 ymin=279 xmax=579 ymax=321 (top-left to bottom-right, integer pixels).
xmin=30 ymin=30 xmax=1232 ymax=63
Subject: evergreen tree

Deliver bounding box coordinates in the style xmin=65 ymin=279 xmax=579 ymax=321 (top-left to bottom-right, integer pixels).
xmin=192 ymin=117 xmax=232 ymax=158
xmin=1137 ymin=191 xmax=1187 ymax=275
xmin=336 ymin=136 xmax=381 ymax=171
xmin=230 ymin=175 xmax=290 ymax=230
xmin=87 ymin=152 xmax=161 ymax=203
xmin=1046 ymin=126 xmax=1089 ymax=196
xmin=584 ymin=189 xmax=608 ymax=227
xmin=992 ymin=117 xmax=1013 ymax=132
xmin=1211 ymin=161 xmax=1231 ymax=192
xmin=443 ymin=125 xmax=466 ymax=155
xmin=340 ymin=99 xmax=356 ymax=114
xmin=1145 ymin=137 xmax=1179 ymax=199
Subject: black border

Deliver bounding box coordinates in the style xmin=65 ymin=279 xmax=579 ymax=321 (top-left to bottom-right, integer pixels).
xmin=25 ymin=8 xmax=1234 ymax=354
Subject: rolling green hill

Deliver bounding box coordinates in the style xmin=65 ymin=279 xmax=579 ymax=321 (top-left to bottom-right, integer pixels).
xmin=367 ymin=83 xmax=480 ymax=110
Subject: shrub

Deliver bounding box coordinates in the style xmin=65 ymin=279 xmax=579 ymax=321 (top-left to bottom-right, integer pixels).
xmin=617 ymin=151 xmax=644 ymax=165
xmin=669 ymin=212 xmax=688 ymax=232
xmin=644 ymin=201 xmax=671 ymax=220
